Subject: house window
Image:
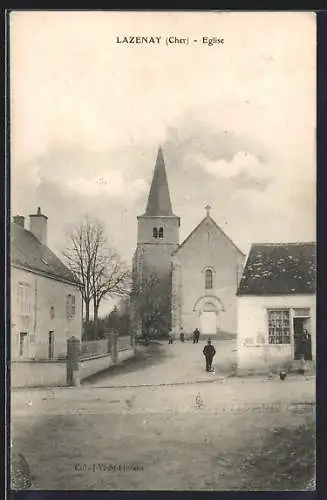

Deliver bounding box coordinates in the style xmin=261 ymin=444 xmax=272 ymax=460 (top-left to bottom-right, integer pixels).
xmin=19 ymin=332 xmax=28 ymax=357
xmin=17 ymin=283 xmax=31 ymax=315
xmin=268 ymin=309 xmax=291 ymax=344
xmin=158 ymin=227 xmax=164 ymax=238
xmin=66 ymin=294 xmax=76 ymax=319
xmin=153 ymin=227 xmax=158 ymax=238
xmin=205 ymin=269 xmax=213 ymax=289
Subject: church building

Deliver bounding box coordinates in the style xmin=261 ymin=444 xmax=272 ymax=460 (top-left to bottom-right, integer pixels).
xmin=131 ymin=147 xmax=245 ymax=339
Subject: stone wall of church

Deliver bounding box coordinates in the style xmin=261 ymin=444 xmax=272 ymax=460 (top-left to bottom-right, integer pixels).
xmin=130 ymin=248 xmax=143 ymax=337
xmin=131 ymin=243 xmax=176 ymax=337
xmin=171 ymin=219 xmax=245 ymax=337
xmin=137 ymin=216 xmax=180 ymax=246
xmin=141 ymin=243 xmax=178 ymax=277
xmin=178 ymin=278 xmax=241 ymax=335
xmin=172 ymin=261 xmax=182 ymax=333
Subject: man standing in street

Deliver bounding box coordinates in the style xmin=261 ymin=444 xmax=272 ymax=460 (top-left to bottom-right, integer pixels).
xmin=203 ymin=338 xmax=216 ymax=372
xmin=193 ymin=328 xmax=200 ymax=344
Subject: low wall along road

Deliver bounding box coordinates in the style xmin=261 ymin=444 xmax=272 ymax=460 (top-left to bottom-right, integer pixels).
xmin=11 ymin=335 xmax=135 ymax=388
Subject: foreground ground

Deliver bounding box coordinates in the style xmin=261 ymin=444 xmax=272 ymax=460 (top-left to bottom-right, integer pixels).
xmin=11 ymin=372 xmax=315 ymax=490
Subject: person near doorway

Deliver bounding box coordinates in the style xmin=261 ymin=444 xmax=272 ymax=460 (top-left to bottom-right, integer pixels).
xmin=203 ymin=338 xmax=216 ymax=372
xmin=180 ymin=328 xmax=185 ymax=342
xmin=303 ymin=329 xmax=312 ymax=361
xmin=168 ymin=330 xmax=174 ymax=344
xmin=193 ymin=328 xmax=200 ymax=344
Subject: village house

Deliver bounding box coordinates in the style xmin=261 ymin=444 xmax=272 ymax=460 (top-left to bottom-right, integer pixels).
xmin=11 ymin=208 xmax=83 ymax=361
xmin=236 ymin=242 xmax=316 ymax=374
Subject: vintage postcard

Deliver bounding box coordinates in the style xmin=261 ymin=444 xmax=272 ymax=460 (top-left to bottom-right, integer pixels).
xmin=9 ymin=11 xmax=316 ymax=491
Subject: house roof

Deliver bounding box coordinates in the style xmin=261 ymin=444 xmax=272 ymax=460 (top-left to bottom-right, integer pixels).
xmin=11 ymin=222 xmax=80 ymax=285
xmin=172 ymin=215 xmax=245 ymax=257
xmin=237 ymin=242 xmax=316 ymax=296
xmin=142 ymin=147 xmax=176 ymax=217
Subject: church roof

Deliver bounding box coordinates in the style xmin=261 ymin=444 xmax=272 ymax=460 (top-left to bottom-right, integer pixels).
xmin=237 ymin=242 xmax=316 ymax=296
xmin=172 ymin=215 xmax=245 ymax=257
xmin=11 ymin=222 xmax=80 ymax=285
xmin=143 ymin=147 xmax=175 ymax=217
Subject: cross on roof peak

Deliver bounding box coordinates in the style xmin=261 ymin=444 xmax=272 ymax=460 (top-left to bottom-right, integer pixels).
xmin=205 ymin=204 xmax=211 ymax=217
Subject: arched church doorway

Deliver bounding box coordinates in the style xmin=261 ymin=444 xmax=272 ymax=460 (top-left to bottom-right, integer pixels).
xmin=200 ymin=301 xmax=219 ymax=335
xmin=193 ymin=295 xmax=224 ymax=337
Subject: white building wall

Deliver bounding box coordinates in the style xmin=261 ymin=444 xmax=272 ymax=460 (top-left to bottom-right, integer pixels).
xmin=237 ymin=294 xmax=316 ymax=373
xmin=172 ymin=220 xmax=244 ymax=336
xmin=11 ymin=267 xmax=82 ymax=360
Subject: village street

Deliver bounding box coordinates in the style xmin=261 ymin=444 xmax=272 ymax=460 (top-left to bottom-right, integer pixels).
xmin=84 ymin=338 xmax=237 ymax=387
xmin=11 ymin=340 xmax=315 ymax=491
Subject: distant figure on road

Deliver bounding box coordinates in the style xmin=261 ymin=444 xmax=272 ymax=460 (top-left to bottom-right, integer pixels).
xmin=168 ymin=330 xmax=174 ymax=344
xmin=193 ymin=328 xmax=200 ymax=344
xmin=203 ymin=338 xmax=216 ymax=372
xmin=180 ymin=328 xmax=185 ymax=342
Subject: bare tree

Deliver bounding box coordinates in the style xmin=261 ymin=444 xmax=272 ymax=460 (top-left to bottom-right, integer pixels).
xmin=62 ymin=216 xmax=131 ymax=336
xmin=62 ymin=218 xmax=94 ymax=326
xmin=90 ymin=241 xmax=131 ymax=335
xmin=131 ymin=266 xmax=172 ymax=339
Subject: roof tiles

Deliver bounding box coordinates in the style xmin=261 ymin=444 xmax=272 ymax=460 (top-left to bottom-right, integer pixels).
xmin=11 ymin=222 xmax=80 ymax=285
xmin=237 ymin=242 xmax=316 ymax=296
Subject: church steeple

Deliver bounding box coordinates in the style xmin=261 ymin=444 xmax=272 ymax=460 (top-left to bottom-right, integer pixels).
xmin=145 ymin=147 xmax=174 ymax=216
xmin=133 ymin=145 xmax=180 ymax=337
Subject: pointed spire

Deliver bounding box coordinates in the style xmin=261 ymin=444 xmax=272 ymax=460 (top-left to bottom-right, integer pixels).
xmin=145 ymin=147 xmax=174 ymax=216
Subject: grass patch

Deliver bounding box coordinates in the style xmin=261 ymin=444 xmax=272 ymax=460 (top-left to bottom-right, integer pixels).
xmin=237 ymin=420 xmax=315 ymax=490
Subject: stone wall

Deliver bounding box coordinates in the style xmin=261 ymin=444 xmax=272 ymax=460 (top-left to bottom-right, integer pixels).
xmin=11 ymin=360 xmax=67 ymax=388
xmin=11 ymin=337 xmax=135 ymax=388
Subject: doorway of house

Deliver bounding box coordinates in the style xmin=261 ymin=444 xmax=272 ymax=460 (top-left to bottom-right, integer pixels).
xmin=19 ymin=332 xmax=28 ymax=358
xmin=48 ymin=330 xmax=55 ymax=360
xmin=293 ymin=317 xmax=312 ymax=360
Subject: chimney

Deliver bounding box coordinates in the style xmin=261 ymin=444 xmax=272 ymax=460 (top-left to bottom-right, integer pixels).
xmin=13 ymin=215 xmax=25 ymax=228
xmin=29 ymin=207 xmax=48 ymax=246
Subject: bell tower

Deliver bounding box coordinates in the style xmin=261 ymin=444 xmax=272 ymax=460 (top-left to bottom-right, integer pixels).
xmin=131 ymin=147 xmax=180 ymax=337
xmin=136 ymin=146 xmax=180 ymax=269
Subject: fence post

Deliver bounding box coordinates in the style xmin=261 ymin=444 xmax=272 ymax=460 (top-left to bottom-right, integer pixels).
xmin=111 ymin=331 xmax=118 ymax=365
xmin=67 ymin=336 xmax=81 ymax=386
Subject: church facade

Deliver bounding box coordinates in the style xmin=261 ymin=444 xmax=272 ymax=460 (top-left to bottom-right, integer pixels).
xmin=131 ymin=147 xmax=245 ymax=339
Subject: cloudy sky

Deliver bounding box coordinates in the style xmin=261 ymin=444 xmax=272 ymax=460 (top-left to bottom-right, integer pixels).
xmin=11 ymin=11 xmax=316 ymax=276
